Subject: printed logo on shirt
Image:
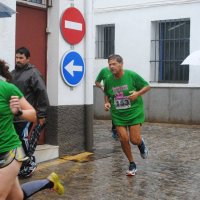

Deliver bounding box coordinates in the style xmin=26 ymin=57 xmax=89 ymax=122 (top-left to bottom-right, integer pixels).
xmin=112 ymin=85 xmax=131 ymax=110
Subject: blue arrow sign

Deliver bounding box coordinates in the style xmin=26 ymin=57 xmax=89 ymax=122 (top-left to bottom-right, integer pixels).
xmin=61 ymin=51 xmax=85 ymax=86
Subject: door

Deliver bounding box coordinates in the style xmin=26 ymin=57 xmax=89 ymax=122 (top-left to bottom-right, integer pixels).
xmin=16 ymin=3 xmax=47 ymax=144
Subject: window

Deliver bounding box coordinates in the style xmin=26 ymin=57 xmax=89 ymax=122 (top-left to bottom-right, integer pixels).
xmin=151 ymin=19 xmax=190 ymax=83
xmin=17 ymin=0 xmax=51 ymax=6
xmin=30 ymin=0 xmax=42 ymax=3
xmin=19 ymin=0 xmax=43 ymax=4
xmin=95 ymin=24 xmax=115 ymax=59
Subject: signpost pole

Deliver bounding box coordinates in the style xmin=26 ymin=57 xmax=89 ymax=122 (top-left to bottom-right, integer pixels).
xmin=84 ymin=0 xmax=94 ymax=151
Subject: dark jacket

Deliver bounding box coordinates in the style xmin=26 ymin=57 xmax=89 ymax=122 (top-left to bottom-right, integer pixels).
xmin=11 ymin=63 xmax=49 ymax=119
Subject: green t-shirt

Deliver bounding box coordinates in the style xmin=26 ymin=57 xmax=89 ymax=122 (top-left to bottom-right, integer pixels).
xmin=0 ymin=80 xmax=23 ymax=153
xmin=104 ymin=70 xmax=149 ymax=126
xmin=95 ymin=67 xmax=112 ymax=86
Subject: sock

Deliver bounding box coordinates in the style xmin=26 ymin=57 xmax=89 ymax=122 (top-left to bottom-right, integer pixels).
xmin=22 ymin=179 xmax=53 ymax=199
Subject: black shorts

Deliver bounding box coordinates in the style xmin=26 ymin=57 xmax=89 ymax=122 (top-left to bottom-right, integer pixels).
xmin=0 ymin=146 xmax=28 ymax=169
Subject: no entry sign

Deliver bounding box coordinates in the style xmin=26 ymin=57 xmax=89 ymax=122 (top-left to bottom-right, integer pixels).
xmin=60 ymin=7 xmax=86 ymax=45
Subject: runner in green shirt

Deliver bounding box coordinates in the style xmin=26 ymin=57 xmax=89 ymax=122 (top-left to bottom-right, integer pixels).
xmin=104 ymin=54 xmax=151 ymax=176
xmin=0 ymin=81 xmax=23 ymax=152
xmin=95 ymin=67 xmax=118 ymax=139
xmin=0 ymin=59 xmax=64 ymax=199
xmin=95 ymin=67 xmax=112 ymax=91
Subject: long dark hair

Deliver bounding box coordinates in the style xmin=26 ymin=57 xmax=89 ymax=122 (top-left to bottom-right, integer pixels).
xmin=0 ymin=59 xmax=12 ymax=82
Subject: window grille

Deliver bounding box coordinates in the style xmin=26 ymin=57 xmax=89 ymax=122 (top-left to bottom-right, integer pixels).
xmin=17 ymin=0 xmax=52 ymax=7
xmin=95 ymin=24 xmax=115 ymax=59
xmin=150 ymin=19 xmax=190 ymax=83
xmin=30 ymin=0 xmax=43 ymax=3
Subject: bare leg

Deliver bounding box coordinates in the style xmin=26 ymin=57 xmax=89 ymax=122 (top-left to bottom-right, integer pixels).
xmin=129 ymin=124 xmax=142 ymax=145
xmin=116 ymin=126 xmax=133 ymax=162
xmin=0 ymin=159 xmax=23 ymax=200
xmin=6 ymin=177 xmax=24 ymax=200
xmin=129 ymin=124 xmax=148 ymax=159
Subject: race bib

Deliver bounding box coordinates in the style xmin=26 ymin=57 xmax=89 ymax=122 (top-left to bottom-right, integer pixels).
xmin=114 ymin=97 xmax=131 ymax=109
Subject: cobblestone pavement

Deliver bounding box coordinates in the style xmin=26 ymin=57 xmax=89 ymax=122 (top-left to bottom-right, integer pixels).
xmin=20 ymin=120 xmax=200 ymax=200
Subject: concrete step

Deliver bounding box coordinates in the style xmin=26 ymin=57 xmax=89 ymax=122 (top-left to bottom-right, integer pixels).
xmin=34 ymin=144 xmax=59 ymax=163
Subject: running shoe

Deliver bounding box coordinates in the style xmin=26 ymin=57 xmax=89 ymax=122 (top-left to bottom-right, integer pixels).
xmin=47 ymin=172 xmax=64 ymax=195
xmin=18 ymin=157 xmax=37 ymax=178
xmin=126 ymin=162 xmax=137 ymax=176
xmin=138 ymin=138 xmax=148 ymax=159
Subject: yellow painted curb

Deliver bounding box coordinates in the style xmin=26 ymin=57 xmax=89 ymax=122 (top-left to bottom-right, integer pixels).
xmin=60 ymin=152 xmax=93 ymax=162
xmin=37 ymin=152 xmax=93 ymax=170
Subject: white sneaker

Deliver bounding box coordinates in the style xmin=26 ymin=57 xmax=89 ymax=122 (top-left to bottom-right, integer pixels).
xmin=126 ymin=163 xmax=137 ymax=176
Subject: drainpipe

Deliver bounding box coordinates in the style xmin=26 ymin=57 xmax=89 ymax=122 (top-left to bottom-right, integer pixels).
xmin=84 ymin=0 xmax=94 ymax=152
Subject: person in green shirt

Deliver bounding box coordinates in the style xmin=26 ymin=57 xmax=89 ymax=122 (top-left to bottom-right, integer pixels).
xmin=104 ymin=54 xmax=151 ymax=176
xmin=95 ymin=67 xmax=112 ymax=91
xmin=95 ymin=67 xmax=118 ymax=140
xmin=0 ymin=59 xmax=64 ymax=199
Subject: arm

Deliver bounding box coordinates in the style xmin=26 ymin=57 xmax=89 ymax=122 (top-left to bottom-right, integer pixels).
xmin=95 ymin=81 xmax=104 ymax=92
xmin=128 ymin=85 xmax=151 ymax=101
xmin=95 ymin=68 xmax=105 ymax=92
xmin=104 ymin=95 xmax=111 ymax=111
xmin=10 ymin=96 xmax=37 ymax=122
xmin=31 ymin=69 xmax=49 ymax=125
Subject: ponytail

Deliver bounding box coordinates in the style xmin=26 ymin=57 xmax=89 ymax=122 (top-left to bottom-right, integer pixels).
xmin=0 ymin=59 xmax=12 ymax=82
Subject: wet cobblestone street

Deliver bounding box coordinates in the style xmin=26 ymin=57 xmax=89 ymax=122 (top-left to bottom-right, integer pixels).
xmin=20 ymin=120 xmax=200 ymax=200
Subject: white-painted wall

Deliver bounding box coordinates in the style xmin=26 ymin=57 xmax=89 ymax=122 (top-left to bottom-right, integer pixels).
xmin=93 ymin=0 xmax=200 ymax=87
xmin=47 ymin=0 xmax=85 ymax=106
xmin=47 ymin=0 xmax=94 ymax=106
xmin=0 ymin=0 xmax=94 ymax=107
xmin=1 ymin=0 xmax=199 ymax=105
xmin=0 ymin=0 xmax=16 ymax=70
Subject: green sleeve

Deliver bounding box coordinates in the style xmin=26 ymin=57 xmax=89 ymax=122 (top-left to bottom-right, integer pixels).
xmin=103 ymin=78 xmax=109 ymax=96
xmin=95 ymin=69 xmax=104 ymax=83
xmin=131 ymin=71 xmax=149 ymax=91
xmin=7 ymin=83 xmax=24 ymax=99
xmin=104 ymin=80 xmax=107 ymax=95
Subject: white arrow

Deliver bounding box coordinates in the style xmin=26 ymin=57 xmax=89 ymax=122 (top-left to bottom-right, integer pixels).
xmin=64 ymin=60 xmax=83 ymax=77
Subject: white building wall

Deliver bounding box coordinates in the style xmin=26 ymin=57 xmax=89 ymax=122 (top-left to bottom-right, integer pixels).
xmin=47 ymin=0 xmax=87 ymax=106
xmin=93 ymin=0 xmax=200 ymax=87
xmin=0 ymin=0 xmax=16 ymax=69
xmin=93 ymin=0 xmax=200 ymax=124
xmin=0 ymin=0 xmax=94 ymax=153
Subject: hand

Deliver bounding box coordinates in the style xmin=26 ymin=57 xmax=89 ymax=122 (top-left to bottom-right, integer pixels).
xmin=128 ymin=91 xmax=138 ymax=101
xmin=100 ymin=86 xmax=104 ymax=92
xmin=9 ymin=96 xmax=21 ymax=115
xmin=104 ymin=102 xmax=111 ymax=111
xmin=38 ymin=118 xmax=46 ymax=126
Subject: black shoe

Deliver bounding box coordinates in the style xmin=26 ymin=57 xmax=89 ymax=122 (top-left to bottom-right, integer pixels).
xmin=126 ymin=162 xmax=137 ymax=176
xmin=112 ymin=129 xmax=118 ymax=140
xmin=138 ymin=138 xmax=148 ymax=159
xmin=18 ymin=158 xmax=37 ymax=178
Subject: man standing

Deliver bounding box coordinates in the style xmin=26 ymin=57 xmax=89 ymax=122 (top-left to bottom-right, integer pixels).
xmin=104 ymin=54 xmax=150 ymax=176
xmin=95 ymin=67 xmax=118 ymax=139
xmin=11 ymin=47 xmax=49 ymax=178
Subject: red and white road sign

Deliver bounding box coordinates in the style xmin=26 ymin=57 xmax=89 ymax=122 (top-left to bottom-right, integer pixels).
xmin=60 ymin=7 xmax=86 ymax=45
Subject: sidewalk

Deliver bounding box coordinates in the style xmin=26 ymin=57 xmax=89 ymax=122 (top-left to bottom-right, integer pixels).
xmin=20 ymin=120 xmax=200 ymax=200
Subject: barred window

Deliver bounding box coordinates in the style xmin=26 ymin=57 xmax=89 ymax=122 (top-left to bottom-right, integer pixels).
xmin=17 ymin=0 xmax=50 ymax=6
xmin=30 ymin=0 xmax=42 ymax=3
xmin=150 ymin=19 xmax=190 ymax=83
xmin=95 ymin=24 xmax=115 ymax=59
